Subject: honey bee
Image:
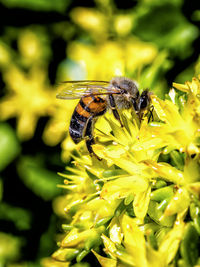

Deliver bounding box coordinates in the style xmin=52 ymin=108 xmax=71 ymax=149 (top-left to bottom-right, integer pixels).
xmin=56 ymin=77 xmax=151 ymax=160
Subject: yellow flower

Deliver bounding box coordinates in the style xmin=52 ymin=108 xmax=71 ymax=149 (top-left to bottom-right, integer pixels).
xmin=70 ymin=7 xmax=107 ymax=37
xmin=150 ymin=94 xmax=200 ymax=156
xmin=0 ymin=63 xmax=78 ymax=160
xmin=0 ymin=41 xmax=11 ymax=66
xmin=51 ymin=76 xmax=200 ymax=266
xmin=42 ymin=98 xmax=77 ymax=147
xmin=67 ymin=38 xmax=157 ymax=80
xmin=0 ymin=65 xmax=54 ymax=140
xmin=114 ymin=14 xmax=133 ymax=36
xmin=42 ymin=257 xmax=70 ymax=267
xmin=18 ymin=30 xmax=43 ymax=63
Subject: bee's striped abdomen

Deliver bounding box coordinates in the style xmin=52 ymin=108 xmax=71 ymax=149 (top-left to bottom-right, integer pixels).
xmin=69 ymin=95 xmax=107 ymax=144
xmin=82 ymin=95 xmax=107 ymax=116
xmin=69 ymin=103 xmax=90 ymax=143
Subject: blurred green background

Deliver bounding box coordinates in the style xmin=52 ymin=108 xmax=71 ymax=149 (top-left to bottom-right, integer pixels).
xmin=0 ymin=0 xmax=199 ymax=266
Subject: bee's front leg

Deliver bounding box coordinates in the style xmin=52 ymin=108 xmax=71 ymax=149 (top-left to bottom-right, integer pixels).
xmin=108 ymin=95 xmax=123 ymax=127
xmin=148 ymin=105 xmax=154 ymax=123
xmin=85 ymin=116 xmax=102 ymax=160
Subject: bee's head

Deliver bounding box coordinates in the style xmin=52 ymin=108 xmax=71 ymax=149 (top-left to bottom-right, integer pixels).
xmin=111 ymin=77 xmax=139 ymax=97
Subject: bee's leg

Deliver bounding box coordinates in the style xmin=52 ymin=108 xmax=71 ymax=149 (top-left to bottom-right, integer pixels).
xmin=148 ymin=105 xmax=154 ymax=123
xmin=109 ymin=95 xmax=123 ymax=127
xmin=85 ymin=116 xmax=102 ymax=160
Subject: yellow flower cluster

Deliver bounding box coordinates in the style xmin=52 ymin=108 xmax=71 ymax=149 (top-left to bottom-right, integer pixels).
xmin=0 ymin=23 xmax=160 ymax=161
xmin=0 ymin=65 xmax=54 ymax=140
xmin=0 ymin=30 xmax=77 ymax=160
xmin=67 ymin=38 xmax=157 ymax=81
xmin=49 ymin=76 xmax=200 ymax=267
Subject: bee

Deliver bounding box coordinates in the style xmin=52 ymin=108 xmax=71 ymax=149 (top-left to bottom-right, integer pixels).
xmin=56 ymin=77 xmax=151 ymax=160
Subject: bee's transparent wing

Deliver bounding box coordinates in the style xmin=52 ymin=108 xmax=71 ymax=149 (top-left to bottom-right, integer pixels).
xmin=56 ymin=80 xmax=120 ymax=99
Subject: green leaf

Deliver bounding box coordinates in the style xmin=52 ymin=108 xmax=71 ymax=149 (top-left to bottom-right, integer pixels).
xmin=148 ymin=200 xmax=175 ymax=227
xmin=76 ymin=249 xmax=90 ymax=262
xmin=170 ymin=150 xmax=185 ymax=170
xmin=0 ymin=203 xmax=31 ymax=230
xmin=17 ymin=156 xmax=62 ymax=200
xmin=0 ymin=178 xmax=3 ymax=201
xmin=94 ymin=216 xmax=113 ymax=228
xmin=134 ymin=4 xmax=198 ymax=59
xmin=0 ymin=123 xmax=21 ymax=171
xmin=180 ymin=223 xmax=199 ymax=267
xmin=151 ymin=185 xmax=175 ymax=202
xmin=0 ymin=232 xmax=22 ymax=264
xmin=0 ymin=0 xmax=70 ymax=12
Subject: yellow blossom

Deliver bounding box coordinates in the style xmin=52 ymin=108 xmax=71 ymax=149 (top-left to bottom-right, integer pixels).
xmin=114 ymin=14 xmax=133 ymax=36
xmin=0 ymin=65 xmax=55 ymax=140
xmin=42 ymin=98 xmax=77 ymax=146
xmin=70 ymin=7 xmax=107 ymax=36
xmin=92 ymin=249 xmax=117 ymax=267
xmin=67 ymin=38 xmax=157 ymax=80
xmin=41 ymin=257 xmax=70 ymax=267
xmin=18 ymin=30 xmax=43 ymax=63
xmin=52 ymin=76 xmax=200 ymax=266
xmin=0 ymin=41 xmax=11 ymax=66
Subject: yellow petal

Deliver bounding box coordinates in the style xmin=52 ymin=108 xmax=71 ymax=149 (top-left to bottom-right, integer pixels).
xmin=101 ymin=175 xmax=149 ymax=201
xmin=52 ymin=248 xmax=79 ymax=262
xmin=121 ymin=215 xmax=148 ymax=267
xmin=92 ymin=250 xmax=117 ymax=267
xmin=41 ymin=257 xmax=70 ymax=267
xmin=164 ymin=187 xmax=190 ymax=216
xmin=101 ymin=234 xmax=117 ymax=255
xmin=133 ymin=186 xmax=151 ymax=221
xmin=109 ymin=217 xmax=123 ymax=244
xmin=159 ymin=221 xmax=185 ymax=264
xmin=173 ymin=82 xmax=190 ymax=93
xmin=184 ymin=157 xmax=200 ymax=183
xmin=143 ymin=160 xmax=185 ymax=185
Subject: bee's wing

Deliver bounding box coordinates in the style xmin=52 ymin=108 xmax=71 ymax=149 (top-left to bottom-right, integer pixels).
xmin=56 ymin=80 xmax=120 ymax=99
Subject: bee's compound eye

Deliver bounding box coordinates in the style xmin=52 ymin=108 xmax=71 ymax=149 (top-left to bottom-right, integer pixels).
xmin=138 ymin=90 xmax=150 ymax=110
xmin=138 ymin=95 xmax=149 ymax=110
xmin=139 ymin=97 xmax=148 ymax=109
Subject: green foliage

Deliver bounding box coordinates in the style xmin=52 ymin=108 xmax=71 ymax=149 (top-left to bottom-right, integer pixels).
xmin=0 ymin=232 xmax=23 ymax=265
xmin=0 ymin=123 xmax=21 ymax=171
xmin=0 ymin=178 xmax=3 ymax=201
xmin=180 ymin=223 xmax=199 ymax=267
xmin=17 ymin=156 xmax=63 ymax=201
xmin=37 ymin=215 xmax=58 ymax=258
xmin=0 ymin=0 xmax=71 ymax=12
xmin=0 ymin=203 xmax=31 ymax=230
xmin=134 ymin=4 xmax=198 ymax=59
